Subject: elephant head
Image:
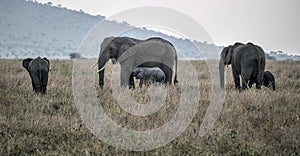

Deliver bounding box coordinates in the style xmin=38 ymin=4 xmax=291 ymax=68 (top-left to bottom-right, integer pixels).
xmin=132 ymin=68 xmax=144 ymax=79
xmin=219 ymin=46 xmax=233 ymax=89
xmin=97 ymin=37 xmax=138 ymax=87
xmin=219 ymin=43 xmax=244 ymax=88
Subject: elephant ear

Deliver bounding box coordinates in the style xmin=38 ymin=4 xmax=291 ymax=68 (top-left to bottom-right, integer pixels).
xmin=22 ymin=58 xmax=33 ymax=72
xmin=117 ymin=39 xmax=136 ymax=60
xmin=43 ymin=57 xmax=50 ymax=66
xmin=224 ymin=46 xmax=233 ymax=65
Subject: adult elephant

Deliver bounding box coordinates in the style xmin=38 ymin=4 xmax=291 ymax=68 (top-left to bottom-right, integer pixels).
xmin=22 ymin=57 xmax=50 ymax=94
xmin=97 ymin=37 xmax=178 ymax=88
xmin=219 ymin=42 xmax=266 ymax=90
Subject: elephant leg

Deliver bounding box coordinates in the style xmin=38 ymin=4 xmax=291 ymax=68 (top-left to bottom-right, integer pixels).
xmin=120 ymin=67 xmax=131 ymax=87
xmin=161 ymin=64 xmax=172 ymax=84
xmin=139 ymin=79 xmax=144 ymax=88
xmin=232 ymin=69 xmax=241 ymax=90
xmin=146 ymin=80 xmax=151 ymax=86
xmin=32 ymin=77 xmax=41 ymax=93
xmin=241 ymin=69 xmax=252 ymax=90
xmin=256 ymin=73 xmax=263 ymax=89
xmin=248 ymin=79 xmax=255 ymax=88
xmin=31 ymin=71 xmax=41 ymax=93
xmin=272 ymin=81 xmax=275 ymax=90
xmin=241 ymin=79 xmax=249 ymax=90
xmin=129 ymin=73 xmax=135 ymax=89
xmin=41 ymin=70 xmax=48 ymax=94
xmin=98 ymin=69 xmax=105 ymax=88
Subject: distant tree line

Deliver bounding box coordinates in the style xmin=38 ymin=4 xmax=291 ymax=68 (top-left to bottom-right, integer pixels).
xmin=69 ymin=53 xmax=81 ymax=59
xmin=266 ymin=53 xmax=276 ymax=60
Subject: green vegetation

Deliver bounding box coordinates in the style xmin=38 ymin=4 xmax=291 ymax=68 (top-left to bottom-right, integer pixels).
xmin=0 ymin=59 xmax=299 ymax=155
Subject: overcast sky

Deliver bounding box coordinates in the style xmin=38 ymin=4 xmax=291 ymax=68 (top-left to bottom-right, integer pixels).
xmin=37 ymin=0 xmax=300 ymax=54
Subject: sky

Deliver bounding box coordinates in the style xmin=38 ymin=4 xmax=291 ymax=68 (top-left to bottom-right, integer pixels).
xmin=36 ymin=0 xmax=300 ymax=55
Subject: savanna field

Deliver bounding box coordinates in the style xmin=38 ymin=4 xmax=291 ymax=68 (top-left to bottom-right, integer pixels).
xmin=0 ymin=59 xmax=299 ymax=155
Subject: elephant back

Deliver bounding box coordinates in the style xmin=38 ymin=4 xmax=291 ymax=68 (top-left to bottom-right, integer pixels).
xmin=118 ymin=39 xmax=176 ymax=69
xmin=29 ymin=57 xmax=50 ymax=72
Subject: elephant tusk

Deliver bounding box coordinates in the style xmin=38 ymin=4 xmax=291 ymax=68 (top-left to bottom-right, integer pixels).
xmin=90 ymin=62 xmax=98 ymax=68
xmin=97 ymin=65 xmax=106 ymax=73
xmin=97 ymin=69 xmax=104 ymax=73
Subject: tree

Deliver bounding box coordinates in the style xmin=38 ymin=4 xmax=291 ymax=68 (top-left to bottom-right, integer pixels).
xmin=69 ymin=53 xmax=81 ymax=59
xmin=265 ymin=53 xmax=276 ymax=60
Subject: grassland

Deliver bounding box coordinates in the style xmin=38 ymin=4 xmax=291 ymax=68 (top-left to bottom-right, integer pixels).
xmin=0 ymin=59 xmax=299 ymax=155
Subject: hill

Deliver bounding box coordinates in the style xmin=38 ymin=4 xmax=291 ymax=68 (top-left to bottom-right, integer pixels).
xmin=0 ymin=0 xmax=222 ymax=59
xmin=0 ymin=0 xmax=102 ymax=59
xmin=0 ymin=0 xmax=299 ymax=60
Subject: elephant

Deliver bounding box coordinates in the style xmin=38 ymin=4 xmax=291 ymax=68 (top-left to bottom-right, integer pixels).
xmin=219 ymin=42 xmax=266 ymax=90
xmin=262 ymin=71 xmax=275 ymax=90
xmin=249 ymin=71 xmax=275 ymax=90
xmin=22 ymin=57 xmax=50 ymax=94
xmin=97 ymin=36 xmax=178 ymax=88
xmin=132 ymin=67 xmax=166 ymax=87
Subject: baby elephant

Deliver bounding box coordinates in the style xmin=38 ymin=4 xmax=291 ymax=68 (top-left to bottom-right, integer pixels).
xmin=132 ymin=67 xmax=166 ymax=87
xmin=262 ymin=71 xmax=275 ymax=90
xmin=22 ymin=57 xmax=50 ymax=94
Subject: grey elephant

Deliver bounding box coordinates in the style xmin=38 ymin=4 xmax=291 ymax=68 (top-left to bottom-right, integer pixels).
xmin=249 ymin=71 xmax=275 ymax=90
xmin=97 ymin=37 xmax=178 ymax=88
xmin=262 ymin=71 xmax=275 ymax=90
xmin=219 ymin=42 xmax=266 ymax=90
xmin=22 ymin=57 xmax=50 ymax=94
xmin=132 ymin=67 xmax=166 ymax=87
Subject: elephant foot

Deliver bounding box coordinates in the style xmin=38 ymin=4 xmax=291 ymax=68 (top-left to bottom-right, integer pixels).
xmin=256 ymin=86 xmax=261 ymax=89
xmin=129 ymin=84 xmax=135 ymax=89
xmin=174 ymin=79 xmax=178 ymax=84
xmin=235 ymin=86 xmax=241 ymax=90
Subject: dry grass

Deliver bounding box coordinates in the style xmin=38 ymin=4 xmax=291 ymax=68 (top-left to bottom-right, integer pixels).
xmin=0 ymin=59 xmax=299 ymax=155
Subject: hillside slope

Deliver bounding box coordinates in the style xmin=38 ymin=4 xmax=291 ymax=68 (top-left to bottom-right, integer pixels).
xmin=0 ymin=0 xmax=103 ymax=58
xmin=1 ymin=0 xmax=298 ymax=60
xmin=0 ymin=0 xmax=222 ymax=59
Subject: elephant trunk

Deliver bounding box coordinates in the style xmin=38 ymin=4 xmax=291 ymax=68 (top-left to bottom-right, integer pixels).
xmin=98 ymin=53 xmax=109 ymax=87
xmin=219 ymin=59 xmax=225 ymax=89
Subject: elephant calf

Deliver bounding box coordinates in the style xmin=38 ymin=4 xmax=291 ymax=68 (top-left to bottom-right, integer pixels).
xmin=132 ymin=67 xmax=166 ymax=87
xmin=22 ymin=57 xmax=50 ymax=94
xmin=249 ymin=71 xmax=275 ymax=90
xmin=262 ymin=71 xmax=275 ymax=90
